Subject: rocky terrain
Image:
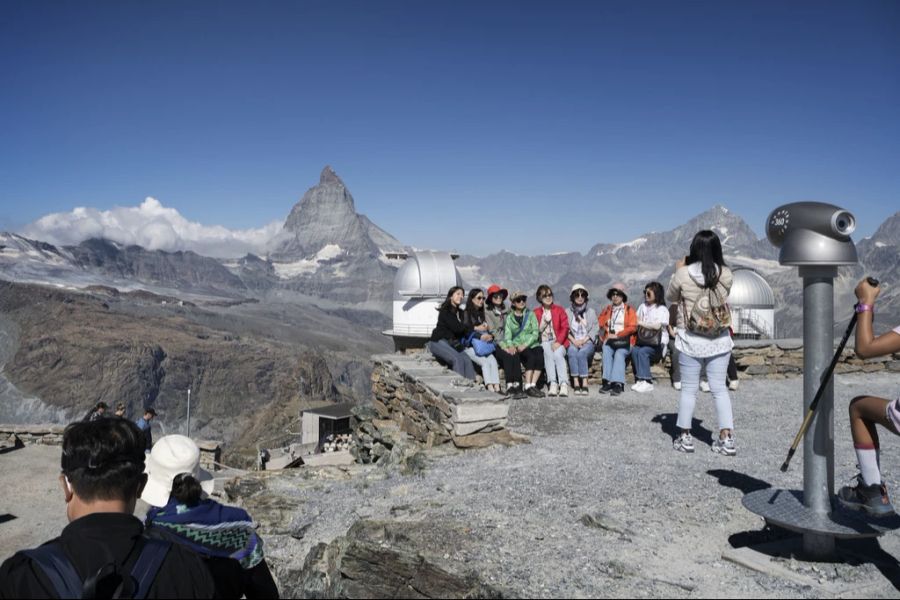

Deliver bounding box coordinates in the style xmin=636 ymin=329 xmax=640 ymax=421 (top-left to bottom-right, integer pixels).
xmin=224 ymin=373 xmax=900 ymax=598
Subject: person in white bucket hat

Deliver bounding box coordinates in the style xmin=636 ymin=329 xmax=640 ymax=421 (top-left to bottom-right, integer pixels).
xmin=142 ymin=435 xmax=215 ymax=508
xmin=142 ymin=435 xmax=279 ymax=598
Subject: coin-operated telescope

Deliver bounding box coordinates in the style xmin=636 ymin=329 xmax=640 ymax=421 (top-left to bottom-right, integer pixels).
xmin=766 ymin=202 xmax=857 ymax=266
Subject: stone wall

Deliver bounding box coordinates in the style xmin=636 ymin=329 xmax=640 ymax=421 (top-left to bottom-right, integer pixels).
xmin=0 ymin=424 xmax=222 ymax=471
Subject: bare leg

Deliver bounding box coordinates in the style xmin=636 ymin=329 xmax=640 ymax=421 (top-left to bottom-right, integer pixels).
xmin=850 ymin=395 xmax=896 ymax=446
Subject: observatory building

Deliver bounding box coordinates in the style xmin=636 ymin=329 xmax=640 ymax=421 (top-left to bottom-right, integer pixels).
xmin=729 ymin=267 xmax=776 ymax=339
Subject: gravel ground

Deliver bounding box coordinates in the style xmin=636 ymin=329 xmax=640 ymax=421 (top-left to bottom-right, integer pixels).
xmin=5 ymin=373 xmax=900 ymax=597
xmin=258 ymin=373 xmax=900 ymax=598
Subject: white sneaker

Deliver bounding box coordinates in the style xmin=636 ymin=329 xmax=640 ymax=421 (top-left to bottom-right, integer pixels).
xmin=700 ymin=380 xmax=711 ymax=393
xmin=548 ymin=382 xmax=559 ymax=396
xmin=674 ymin=432 xmax=695 ymax=453
xmin=559 ymin=383 xmax=569 ymax=397
xmin=673 ymin=381 xmax=682 ymax=391
xmin=635 ymin=381 xmax=653 ymax=393
xmin=728 ymin=379 xmax=739 ymax=391
xmin=712 ymin=435 xmax=737 ymax=456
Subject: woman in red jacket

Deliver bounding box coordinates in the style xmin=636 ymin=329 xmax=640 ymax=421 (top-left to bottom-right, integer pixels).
xmin=534 ymin=284 xmax=570 ymax=396
xmin=597 ymin=282 xmax=637 ymax=396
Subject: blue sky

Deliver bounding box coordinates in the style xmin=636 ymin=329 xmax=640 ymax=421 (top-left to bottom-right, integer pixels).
xmin=1 ymin=0 xmax=898 ymax=256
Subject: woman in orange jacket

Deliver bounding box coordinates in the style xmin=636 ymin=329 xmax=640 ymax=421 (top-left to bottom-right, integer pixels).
xmin=597 ymin=282 xmax=637 ymax=395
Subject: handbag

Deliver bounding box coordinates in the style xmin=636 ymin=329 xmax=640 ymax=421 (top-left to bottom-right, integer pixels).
xmin=604 ymin=336 xmax=630 ymax=351
xmin=636 ymin=325 xmax=662 ymax=347
xmin=465 ymin=332 xmax=497 ymax=357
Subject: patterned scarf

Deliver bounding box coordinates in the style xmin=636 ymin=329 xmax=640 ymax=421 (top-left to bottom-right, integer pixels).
xmin=145 ymin=498 xmax=264 ymax=569
xmin=570 ymin=302 xmax=588 ymax=339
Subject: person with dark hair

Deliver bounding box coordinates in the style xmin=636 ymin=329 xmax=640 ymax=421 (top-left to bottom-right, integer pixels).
xmin=631 ymin=281 xmax=669 ymax=393
xmin=0 ymin=419 xmax=215 ymax=599
xmin=835 ymin=278 xmax=900 ymax=516
xmin=502 ymin=290 xmax=545 ymax=397
xmin=666 ymin=230 xmax=735 ymax=455
xmin=114 ymin=402 xmax=127 ymax=418
xmin=427 ymin=286 xmax=476 ymax=380
xmin=462 ymin=288 xmax=503 ymax=393
xmin=565 ymin=284 xmax=597 ymax=396
xmin=534 ymin=284 xmax=570 ymax=397
xmin=597 ymin=283 xmax=637 ymax=396
xmin=83 ymin=401 xmax=108 ymax=422
xmin=484 ymin=285 xmax=527 ymax=398
xmin=143 ymin=435 xmax=279 ymax=598
xmin=136 ymin=407 xmax=157 ymax=453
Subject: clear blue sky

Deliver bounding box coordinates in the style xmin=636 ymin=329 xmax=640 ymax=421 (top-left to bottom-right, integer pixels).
xmin=1 ymin=0 xmax=898 ymax=256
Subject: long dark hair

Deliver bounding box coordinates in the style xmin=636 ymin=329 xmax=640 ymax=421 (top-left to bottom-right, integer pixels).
xmin=643 ymin=281 xmax=666 ymax=308
xmin=465 ymin=288 xmax=485 ymax=324
xmin=438 ymin=286 xmax=465 ymax=312
xmin=685 ymin=230 xmax=726 ymax=289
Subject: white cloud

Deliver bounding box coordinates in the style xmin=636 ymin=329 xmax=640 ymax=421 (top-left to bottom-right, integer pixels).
xmin=20 ymin=198 xmax=284 ymax=258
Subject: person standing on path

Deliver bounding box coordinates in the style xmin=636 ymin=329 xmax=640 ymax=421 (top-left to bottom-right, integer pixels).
xmin=666 ymin=230 xmax=735 ymax=455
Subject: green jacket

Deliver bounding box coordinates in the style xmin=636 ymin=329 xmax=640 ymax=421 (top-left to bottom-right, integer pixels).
xmin=503 ymin=309 xmax=539 ymax=349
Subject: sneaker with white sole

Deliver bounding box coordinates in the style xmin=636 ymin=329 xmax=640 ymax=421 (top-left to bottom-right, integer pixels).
xmin=674 ymin=432 xmax=695 ymax=453
xmin=700 ymin=380 xmax=711 ymax=393
xmin=712 ymin=435 xmax=737 ymax=456
xmin=838 ymin=475 xmax=895 ymax=517
xmin=632 ymin=380 xmax=653 ymax=393
xmin=559 ymin=383 xmax=569 ymax=397
xmin=673 ymin=381 xmax=682 ymax=391
xmin=548 ymin=382 xmax=559 ymax=396
xmin=728 ymin=379 xmax=739 ymax=391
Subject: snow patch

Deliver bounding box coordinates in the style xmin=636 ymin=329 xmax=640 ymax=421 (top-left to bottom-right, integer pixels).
xmin=272 ymin=245 xmax=344 ymax=279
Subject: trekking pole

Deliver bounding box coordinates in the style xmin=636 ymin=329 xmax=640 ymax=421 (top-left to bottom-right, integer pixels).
xmin=780 ymin=277 xmax=879 ymax=472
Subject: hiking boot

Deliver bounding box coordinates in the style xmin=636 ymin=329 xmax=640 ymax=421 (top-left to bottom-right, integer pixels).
xmin=526 ymin=386 xmax=546 ymax=398
xmin=599 ymin=381 xmax=613 ymax=394
xmin=674 ymin=432 xmax=695 ymax=453
xmin=610 ymin=382 xmax=624 ymax=396
xmin=711 ymin=434 xmax=737 ymax=456
xmin=559 ymin=383 xmax=569 ymax=397
xmin=838 ymin=475 xmax=896 ymax=517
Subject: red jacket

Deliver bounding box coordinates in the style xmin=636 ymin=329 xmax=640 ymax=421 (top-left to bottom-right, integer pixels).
xmin=534 ymin=304 xmax=570 ymax=348
xmin=598 ymin=303 xmax=638 ymax=346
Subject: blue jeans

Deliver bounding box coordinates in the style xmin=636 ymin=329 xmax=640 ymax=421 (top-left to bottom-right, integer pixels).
xmin=601 ymin=341 xmax=631 ymax=384
xmin=677 ymin=351 xmax=734 ymax=431
xmin=631 ymin=344 xmax=662 ymax=382
xmin=567 ymin=341 xmax=595 ymax=377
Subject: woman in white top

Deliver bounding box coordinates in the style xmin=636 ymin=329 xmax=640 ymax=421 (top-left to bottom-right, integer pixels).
xmin=631 ymin=281 xmax=669 ymax=393
xmin=666 ymin=230 xmax=735 ymax=455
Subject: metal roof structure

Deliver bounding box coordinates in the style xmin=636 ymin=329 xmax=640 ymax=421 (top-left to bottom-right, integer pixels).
xmin=303 ymin=403 xmax=355 ymax=420
xmin=393 ymin=251 xmax=461 ymax=300
xmin=729 ymin=268 xmax=776 ymax=309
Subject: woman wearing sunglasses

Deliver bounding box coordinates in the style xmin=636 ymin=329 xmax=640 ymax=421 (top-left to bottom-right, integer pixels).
xmin=597 ymin=283 xmax=637 ymax=396
xmin=535 ymin=284 xmax=570 ymax=397
xmin=566 ymin=284 xmax=598 ymax=396
xmin=484 ymin=285 xmax=527 ymax=399
xmin=631 ymin=281 xmax=669 ymax=393
xmin=462 ymin=288 xmax=503 ymax=393
xmin=501 ymin=291 xmax=545 ymax=397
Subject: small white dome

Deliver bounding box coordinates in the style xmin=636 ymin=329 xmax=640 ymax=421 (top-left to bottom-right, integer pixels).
xmin=393 ymin=251 xmax=461 ymax=300
xmin=729 ymin=268 xmax=775 ymax=308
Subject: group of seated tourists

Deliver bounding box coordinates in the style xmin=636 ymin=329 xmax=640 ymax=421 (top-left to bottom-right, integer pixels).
xmin=427 ymin=279 xmax=679 ymax=399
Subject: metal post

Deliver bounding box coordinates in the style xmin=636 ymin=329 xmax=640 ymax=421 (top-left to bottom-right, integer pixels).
xmin=800 ymin=266 xmax=837 ymax=558
xmin=186 ymin=388 xmax=191 ymax=438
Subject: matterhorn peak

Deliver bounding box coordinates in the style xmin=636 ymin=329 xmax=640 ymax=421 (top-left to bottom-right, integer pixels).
xmin=319 ymin=165 xmax=343 ymax=186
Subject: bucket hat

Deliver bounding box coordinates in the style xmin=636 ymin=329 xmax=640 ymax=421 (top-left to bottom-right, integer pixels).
xmin=141 ymin=434 xmax=215 ymax=507
xmin=570 ymin=283 xmax=589 ymax=301
xmin=606 ymin=282 xmax=628 ymax=302
xmin=486 ymin=284 xmax=508 ymax=302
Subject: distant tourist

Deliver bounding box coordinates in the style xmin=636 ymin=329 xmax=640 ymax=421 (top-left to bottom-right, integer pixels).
xmin=666 ymin=230 xmax=735 ymax=455
xmin=484 ymin=285 xmax=527 ymax=399
xmin=136 ymin=407 xmax=157 ymax=453
xmin=143 ymin=435 xmax=280 ymax=599
xmin=82 ymin=401 xmax=108 ymax=422
xmin=114 ymin=402 xmax=127 ymax=418
xmin=501 ymin=290 xmax=545 ymax=397
xmin=565 ymin=284 xmax=597 ymax=396
xmin=427 ymin=286 xmax=476 ymax=380
xmin=630 ymin=281 xmax=669 ymax=393
xmin=0 ymin=419 xmax=215 ymax=598
xmin=836 ymin=277 xmax=900 ymax=516
xmin=597 ymin=283 xmax=636 ymax=396
xmin=462 ymin=288 xmax=503 ymax=393
xmin=535 ymin=285 xmax=570 ymax=397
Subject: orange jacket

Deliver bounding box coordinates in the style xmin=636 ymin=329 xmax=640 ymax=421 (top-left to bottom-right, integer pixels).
xmin=598 ymin=303 xmax=638 ymax=346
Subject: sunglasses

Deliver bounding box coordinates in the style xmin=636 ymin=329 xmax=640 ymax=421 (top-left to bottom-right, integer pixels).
xmin=645 ymin=290 xmax=654 ymax=296
xmin=512 ymin=297 xmax=527 ymax=303
xmin=574 ymin=291 xmax=587 ymax=298
xmin=473 ymin=295 xmax=484 ymax=300
xmin=610 ymin=291 xmax=624 ymax=297
xmin=542 ymin=293 xmax=553 ymax=299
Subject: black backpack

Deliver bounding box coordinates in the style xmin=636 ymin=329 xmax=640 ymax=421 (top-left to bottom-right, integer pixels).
xmin=20 ymin=538 xmax=170 ymax=599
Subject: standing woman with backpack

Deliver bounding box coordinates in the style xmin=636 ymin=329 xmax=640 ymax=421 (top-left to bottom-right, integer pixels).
xmin=666 ymin=230 xmax=735 ymax=455
xmin=462 ymin=288 xmax=503 ymax=393
xmin=427 ymin=286 xmax=476 ymax=380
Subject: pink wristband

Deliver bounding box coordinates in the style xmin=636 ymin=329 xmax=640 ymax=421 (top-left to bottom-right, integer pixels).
xmin=855 ymin=303 xmax=874 ymax=314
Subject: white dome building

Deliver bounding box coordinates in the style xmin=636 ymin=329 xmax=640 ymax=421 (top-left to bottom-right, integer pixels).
xmin=385 ymin=251 xmax=463 ymax=351
xmin=729 ymin=268 xmax=776 ymax=339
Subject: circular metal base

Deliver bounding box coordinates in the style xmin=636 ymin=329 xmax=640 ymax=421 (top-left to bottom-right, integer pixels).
xmin=743 ymin=488 xmax=900 ymax=539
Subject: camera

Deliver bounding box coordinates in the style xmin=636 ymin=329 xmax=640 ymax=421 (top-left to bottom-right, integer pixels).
xmin=765 ymin=202 xmax=858 ymax=266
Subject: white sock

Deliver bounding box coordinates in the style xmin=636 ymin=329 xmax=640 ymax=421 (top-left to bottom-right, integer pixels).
xmin=855 ymin=446 xmax=882 ymax=485
xmin=524 ymin=382 xmax=533 ymax=390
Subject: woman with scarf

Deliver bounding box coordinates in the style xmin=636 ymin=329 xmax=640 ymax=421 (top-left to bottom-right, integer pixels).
xmin=565 ymin=284 xmax=598 ymax=396
xmin=484 ymin=285 xmax=527 ymax=399
xmin=143 ymin=435 xmax=279 ymax=599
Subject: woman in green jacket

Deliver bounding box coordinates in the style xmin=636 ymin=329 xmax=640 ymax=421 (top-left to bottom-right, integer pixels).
xmin=501 ymin=290 xmax=545 ymax=398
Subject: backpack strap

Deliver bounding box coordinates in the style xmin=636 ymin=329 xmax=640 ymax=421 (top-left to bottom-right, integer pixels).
xmin=130 ymin=539 xmax=171 ymax=600
xmin=21 ymin=544 xmax=83 ymax=599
